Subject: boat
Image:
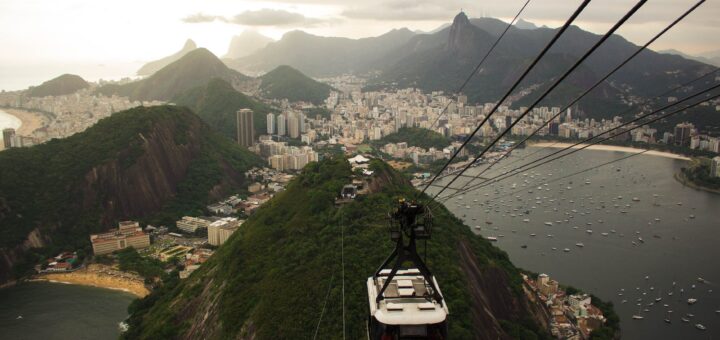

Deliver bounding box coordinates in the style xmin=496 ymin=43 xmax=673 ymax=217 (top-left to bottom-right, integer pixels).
xmin=633 ymin=197 xmax=640 ymax=202
xmin=563 ymin=248 xmax=570 ymax=252
xmin=544 ymin=222 xmax=553 ymax=226
xmin=486 ymin=236 xmax=498 ymax=242
xmin=664 ymin=318 xmax=671 ymax=324
xmin=681 ymin=317 xmax=690 ymax=323
xmin=687 ymin=298 xmax=697 ymax=304
xmin=689 ymin=214 xmax=695 ymax=219
xmin=632 ymin=315 xmax=644 ymax=320
xmin=575 ymin=243 xmax=584 ymax=247
xmin=530 ymin=233 xmax=536 ymax=237
xmin=586 ymin=230 xmax=593 ymax=234
xmin=695 ymin=324 xmax=706 ymax=331
xmin=16 ymin=315 xmax=22 ymax=320
xmin=523 ymin=219 xmax=530 ymax=223
xmin=521 ymin=245 xmax=527 ymax=249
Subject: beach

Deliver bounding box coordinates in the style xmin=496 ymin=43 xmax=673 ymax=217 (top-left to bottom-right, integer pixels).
xmin=32 ymin=264 xmax=149 ymax=298
xmin=529 ymin=142 xmax=690 ymax=161
xmin=3 ymin=108 xmax=46 ymax=135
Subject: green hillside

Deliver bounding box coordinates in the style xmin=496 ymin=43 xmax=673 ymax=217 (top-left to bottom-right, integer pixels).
xmin=259 ymin=65 xmax=333 ymax=104
xmin=0 ymin=105 xmax=261 ymax=282
xmin=376 ymin=127 xmax=451 ymax=150
xmin=98 ymin=48 xmax=249 ymax=101
xmin=123 ymin=157 xmax=550 ymax=339
xmin=173 ymin=78 xmax=274 ymax=140
xmin=27 ymin=74 xmax=89 ymax=97
xmin=137 ymin=39 xmax=197 ymax=76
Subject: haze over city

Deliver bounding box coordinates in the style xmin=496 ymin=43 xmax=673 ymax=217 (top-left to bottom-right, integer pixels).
xmin=1 ymin=0 xmax=719 ymax=339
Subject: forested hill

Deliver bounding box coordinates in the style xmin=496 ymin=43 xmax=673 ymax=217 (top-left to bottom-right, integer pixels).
xmin=0 ymin=105 xmax=262 ymax=284
xmin=259 ymin=65 xmax=334 ymax=104
xmin=122 ymin=156 xmax=555 ymax=340
xmin=27 ymin=74 xmax=89 ymax=97
xmin=173 ymin=78 xmax=275 ymax=140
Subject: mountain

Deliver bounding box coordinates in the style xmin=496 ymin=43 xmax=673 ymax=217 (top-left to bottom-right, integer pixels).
xmin=224 ymin=31 xmax=274 ymax=59
xmin=173 ymin=78 xmax=274 ymax=139
xmin=0 ymin=105 xmax=262 ymax=284
xmin=659 ymin=49 xmax=720 ymax=67
xmin=26 ymin=74 xmax=89 ymax=97
xmin=136 ymin=39 xmax=197 ymax=76
xmin=227 ymin=28 xmax=417 ymax=77
xmin=98 ymin=48 xmax=250 ymax=101
xmin=122 ymin=157 xmax=563 ymax=339
xmin=367 ymin=13 xmax=715 ymax=119
xmin=515 ymin=18 xmax=538 ymax=30
xmin=258 ymin=65 xmax=333 ymax=104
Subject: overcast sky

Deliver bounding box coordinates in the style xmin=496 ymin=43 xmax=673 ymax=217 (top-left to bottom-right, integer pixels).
xmin=0 ymin=0 xmax=718 ymax=88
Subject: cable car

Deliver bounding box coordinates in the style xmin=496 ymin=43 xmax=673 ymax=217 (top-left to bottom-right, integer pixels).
xmin=367 ymin=199 xmax=449 ymax=339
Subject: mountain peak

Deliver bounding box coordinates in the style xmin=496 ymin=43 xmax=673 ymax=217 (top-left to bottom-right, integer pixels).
xmin=183 ymin=39 xmax=197 ymax=50
xmin=452 ymin=11 xmax=470 ymax=26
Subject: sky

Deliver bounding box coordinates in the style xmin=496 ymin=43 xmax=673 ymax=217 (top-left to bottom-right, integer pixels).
xmin=0 ymin=0 xmax=718 ymax=90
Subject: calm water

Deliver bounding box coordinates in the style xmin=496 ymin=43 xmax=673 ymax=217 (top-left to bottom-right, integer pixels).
xmin=0 ymin=109 xmax=22 ymax=146
xmin=433 ymin=147 xmax=720 ymax=339
xmin=0 ymin=282 xmax=135 ymax=340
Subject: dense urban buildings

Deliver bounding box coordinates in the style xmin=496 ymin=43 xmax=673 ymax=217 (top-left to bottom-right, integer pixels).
xmin=176 ymin=216 xmax=212 ymax=234
xmin=236 ymin=108 xmax=254 ymax=147
xmin=208 ymin=217 xmax=242 ymax=246
xmin=90 ymin=221 xmax=150 ymax=255
xmin=2 ymin=128 xmax=15 ymax=149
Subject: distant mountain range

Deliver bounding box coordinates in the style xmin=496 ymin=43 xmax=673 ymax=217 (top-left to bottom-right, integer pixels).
xmin=27 ymin=74 xmax=89 ymax=97
xmin=227 ymin=28 xmax=417 ymax=77
xmin=136 ymin=39 xmax=197 ymax=76
xmin=659 ymin=49 xmax=720 ymax=67
xmin=223 ymin=31 xmax=274 ymax=59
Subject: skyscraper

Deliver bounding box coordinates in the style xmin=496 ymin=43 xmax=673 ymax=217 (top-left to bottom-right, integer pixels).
xmin=266 ymin=113 xmax=275 ymax=135
xmin=288 ymin=113 xmax=300 ymax=138
xmin=674 ymin=122 xmax=694 ymax=147
xmin=236 ymin=109 xmax=254 ymax=148
xmin=2 ymin=128 xmax=15 ymax=149
xmin=277 ymin=113 xmax=286 ymax=136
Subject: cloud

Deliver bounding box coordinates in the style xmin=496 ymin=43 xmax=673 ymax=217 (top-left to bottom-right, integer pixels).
xmin=182 ymin=9 xmax=338 ymax=27
xmin=181 ymin=12 xmax=224 ymax=24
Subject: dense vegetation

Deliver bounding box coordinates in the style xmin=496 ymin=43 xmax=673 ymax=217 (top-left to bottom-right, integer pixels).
xmin=172 ymin=78 xmax=274 ymax=141
xmin=97 ymin=48 xmax=249 ymax=101
xmin=116 ymin=247 xmax=165 ymax=280
xmin=680 ymin=157 xmax=720 ymax=191
xmin=259 ymin=65 xmax=334 ymax=104
xmin=123 ymin=156 xmax=549 ymax=339
xmin=376 ymin=127 xmax=451 ymax=150
xmin=0 ymin=105 xmax=261 ymax=279
xmin=27 ymin=74 xmax=89 ymax=97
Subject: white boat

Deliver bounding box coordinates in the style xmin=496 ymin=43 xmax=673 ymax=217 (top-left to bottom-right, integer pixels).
xmin=695 ymin=324 xmax=706 ymax=330
xmin=632 ymin=315 xmax=644 ymax=320
xmin=687 ymin=298 xmax=697 ymax=304
xmin=586 ymin=230 xmax=593 ymax=234
xmin=486 ymin=236 xmax=498 ymax=242
xmin=689 ymin=214 xmax=695 ymax=219
xmin=530 ymin=233 xmax=536 ymax=237
xmin=523 ymin=219 xmax=530 ymax=223
xmin=681 ymin=317 xmax=690 ymax=323
xmin=544 ymin=222 xmax=553 ymax=226
xmin=575 ymin=243 xmax=584 ymax=247
xmin=632 ymin=197 xmax=640 ymax=201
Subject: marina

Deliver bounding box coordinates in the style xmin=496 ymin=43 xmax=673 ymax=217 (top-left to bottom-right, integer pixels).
xmin=435 ymin=147 xmax=720 ymax=339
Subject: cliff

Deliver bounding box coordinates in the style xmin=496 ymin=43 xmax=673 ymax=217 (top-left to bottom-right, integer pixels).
xmin=0 ymin=105 xmax=262 ymax=284
xmin=122 ymin=157 xmax=549 ymax=339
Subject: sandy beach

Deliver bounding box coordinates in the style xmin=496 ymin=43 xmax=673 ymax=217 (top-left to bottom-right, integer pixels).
xmin=529 ymin=142 xmax=691 ymax=161
xmin=3 ymin=108 xmax=47 ymax=135
xmin=32 ymin=264 xmax=149 ymax=298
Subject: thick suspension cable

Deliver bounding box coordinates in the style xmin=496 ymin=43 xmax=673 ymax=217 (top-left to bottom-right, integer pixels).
xmin=452 ymin=0 xmax=706 ymax=193
xmin=419 ymin=0 xmax=592 ymax=197
xmin=441 ymin=88 xmax=720 ymax=200
xmin=430 ymin=0 xmax=648 ymax=202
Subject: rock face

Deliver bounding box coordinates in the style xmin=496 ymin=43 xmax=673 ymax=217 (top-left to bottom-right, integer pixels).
xmin=224 ymin=31 xmax=274 ymax=59
xmin=0 ymin=105 xmax=260 ymax=285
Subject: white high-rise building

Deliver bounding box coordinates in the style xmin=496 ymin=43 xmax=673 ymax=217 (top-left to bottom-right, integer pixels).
xmin=288 ymin=113 xmax=300 ymax=138
xmin=267 ymin=113 xmax=275 ymax=135
xmin=277 ymin=114 xmax=286 ymax=136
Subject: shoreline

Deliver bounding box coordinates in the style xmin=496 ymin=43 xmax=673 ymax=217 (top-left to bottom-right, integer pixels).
xmin=2 ymin=108 xmax=47 ymax=136
xmin=674 ymin=171 xmax=720 ymax=195
xmin=529 ymin=142 xmax=690 ymax=161
xmin=30 ymin=264 xmax=149 ymax=298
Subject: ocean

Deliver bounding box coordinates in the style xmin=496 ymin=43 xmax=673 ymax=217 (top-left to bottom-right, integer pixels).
xmin=432 ymin=146 xmax=720 ymax=339
xmin=0 ymin=281 xmax=135 ymax=340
